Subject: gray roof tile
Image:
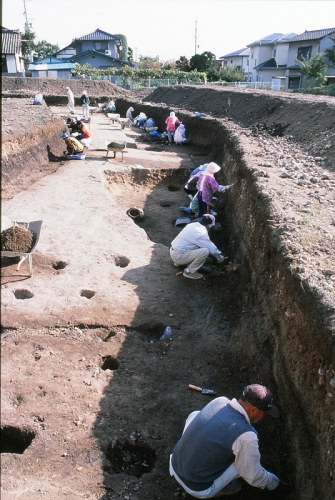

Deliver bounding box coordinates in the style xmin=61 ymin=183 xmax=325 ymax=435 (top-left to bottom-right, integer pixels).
xmin=1 ymin=27 xmax=22 ymax=54
xmin=73 ymin=28 xmax=119 ymax=42
xmin=288 ymin=28 xmax=335 ymax=42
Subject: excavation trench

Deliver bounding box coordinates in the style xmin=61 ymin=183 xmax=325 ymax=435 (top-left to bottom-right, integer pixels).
xmin=1 ymin=86 xmax=334 ymax=500
xmin=101 ymin=100 xmax=334 ymax=499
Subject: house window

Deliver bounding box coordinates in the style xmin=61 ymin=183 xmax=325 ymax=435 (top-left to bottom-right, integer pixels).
xmin=297 ymin=46 xmax=312 ymax=61
xmin=95 ymin=42 xmax=108 ymax=51
xmin=273 ymin=49 xmax=276 ymax=58
xmin=231 ymin=59 xmax=233 ymax=64
xmin=289 ymin=77 xmax=300 ymax=89
xmin=251 ymin=50 xmax=254 ymax=59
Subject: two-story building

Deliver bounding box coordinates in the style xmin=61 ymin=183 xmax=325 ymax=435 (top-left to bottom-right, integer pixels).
xmin=285 ymin=28 xmax=335 ymax=89
xmin=56 ymin=28 xmax=134 ymax=71
xmin=1 ymin=27 xmax=25 ymax=76
xmin=247 ymin=32 xmax=297 ymax=89
xmin=217 ymin=48 xmax=250 ymax=81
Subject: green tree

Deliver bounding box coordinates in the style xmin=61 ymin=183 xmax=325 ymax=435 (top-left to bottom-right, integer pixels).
xmin=137 ymin=55 xmax=161 ymax=70
xmin=296 ymin=53 xmax=327 ymax=87
xmin=324 ymin=33 xmax=335 ymax=66
xmin=127 ymin=47 xmax=134 ymax=63
xmin=190 ymin=51 xmax=219 ymax=75
xmin=218 ymin=65 xmax=246 ymax=82
xmin=175 ymin=56 xmax=191 ymax=72
xmin=22 ymin=22 xmax=36 ymax=62
xmin=161 ymin=60 xmax=177 ymax=70
xmin=33 ymin=40 xmax=59 ymax=60
xmin=115 ymin=34 xmax=128 ymax=61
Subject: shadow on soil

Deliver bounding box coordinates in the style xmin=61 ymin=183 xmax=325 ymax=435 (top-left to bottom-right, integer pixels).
xmin=91 ymin=169 xmax=295 ymax=500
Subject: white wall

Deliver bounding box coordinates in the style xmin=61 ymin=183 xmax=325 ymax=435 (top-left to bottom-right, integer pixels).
xmin=6 ymin=55 xmax=17 ymax=73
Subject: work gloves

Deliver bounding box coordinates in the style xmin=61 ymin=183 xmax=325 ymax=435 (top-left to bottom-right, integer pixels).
xmin=218 ymin=181 xmax=238 ymax=192
xmin=216 ymin=254 xmax=225 ymax=263
xmin=266 ymin=472 xmax=280 ymax=490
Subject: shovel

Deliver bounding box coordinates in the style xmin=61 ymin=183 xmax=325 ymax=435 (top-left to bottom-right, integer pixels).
xmin=188 ymin=384 xmax=216 ymax=395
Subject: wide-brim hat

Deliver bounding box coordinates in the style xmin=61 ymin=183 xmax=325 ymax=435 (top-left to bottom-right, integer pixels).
xmin=206 ymin=162 xmax=221 ymax=174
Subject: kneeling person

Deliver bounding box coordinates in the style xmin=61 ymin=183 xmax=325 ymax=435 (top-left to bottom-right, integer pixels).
xmin=170 ymin=214 xmax=225 ymax=280
xmin=170 ymin=384 xmax=280 ymax=497
xmin=62 ymin=133 xmax=84 ymax=156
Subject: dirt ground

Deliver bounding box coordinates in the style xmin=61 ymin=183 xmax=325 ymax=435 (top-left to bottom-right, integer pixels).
xmin=1 ymin=78 xmax=335 ymax=500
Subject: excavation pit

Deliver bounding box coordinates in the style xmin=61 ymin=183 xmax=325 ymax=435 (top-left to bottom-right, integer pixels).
xmin=114 ymin=255 xmax=130 ymax=268
xmin=101 ymin=355 xmax=120 ymax=371
xmin=52 ymin=261 xmax=68 ymax=270
xmin=1 ymin=426 xmax=35 ymax=454
xmin=105 ymin=437 xmax=156 ymax=477
xmin=80 ymin=289 xmax=96 ymax=299
xmin=14 ymin=289 xmax=34 ymax=300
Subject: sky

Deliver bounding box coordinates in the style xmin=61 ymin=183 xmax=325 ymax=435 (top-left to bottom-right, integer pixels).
xmin=2 ymin=0 xmax=335 ymax=61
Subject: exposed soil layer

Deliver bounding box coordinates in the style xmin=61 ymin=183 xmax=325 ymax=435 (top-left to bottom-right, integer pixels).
xmin=1 ymin=78 xmax=335 ymax=500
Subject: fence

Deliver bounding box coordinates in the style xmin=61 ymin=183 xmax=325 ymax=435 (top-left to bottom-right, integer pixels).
xmin=72 ymin=75 xmax=204 ymax=89
xmin=72 ymin=75 xmax=287 ymax=91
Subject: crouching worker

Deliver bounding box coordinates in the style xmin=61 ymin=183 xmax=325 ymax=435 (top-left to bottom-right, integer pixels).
xmin=170 ymin=214 xmax=225 ymax=280
xmin=62 ymin=133 xmax=84 ymax=157
xmin=76 ymin=121 xmax=92 ymax=149
xmin=170 ymin=384 xmax=280 ymax=497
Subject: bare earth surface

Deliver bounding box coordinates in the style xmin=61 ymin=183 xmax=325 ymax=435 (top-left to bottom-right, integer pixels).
xmin=1 ymin=79 xmax=335 ymax=500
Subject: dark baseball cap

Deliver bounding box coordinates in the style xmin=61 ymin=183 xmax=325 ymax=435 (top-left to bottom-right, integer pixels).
xmin=242 ymin=384 xmax=280 ymax=418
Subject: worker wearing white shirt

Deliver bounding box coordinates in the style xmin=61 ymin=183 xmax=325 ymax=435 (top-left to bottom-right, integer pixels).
xmin=170 ymin=384 xmax=280 ymax=497
xmin=170 ymin=214 xmax=225 ymax=280
xmin=66 ymin=86 xmax=75 ymax=114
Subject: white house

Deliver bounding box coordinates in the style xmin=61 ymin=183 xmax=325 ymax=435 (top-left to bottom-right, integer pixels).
xmin=218 ymin=48 xmax=250 ymax=80
xmin=247 ymin=33 xmax=297 ymax=89
xmin=1 ymin=27 xmax=25 ymax=75
xmin=285 ymin=28 xmax=335 ymax=89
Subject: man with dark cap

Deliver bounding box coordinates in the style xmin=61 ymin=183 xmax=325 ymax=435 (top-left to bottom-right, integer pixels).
xmin=170 ymin=214 xmax=225 ymax=280
xmin=170 ymin=384 xmax=280 ymax=497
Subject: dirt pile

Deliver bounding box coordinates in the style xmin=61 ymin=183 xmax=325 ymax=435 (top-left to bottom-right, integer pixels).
xmin=144 ymin=85 xmax=335 ymax=170
xmin=1 ymin=226 xmax=35 ymax=253
xmin=1 ymin=76 xmax=132 ymax=98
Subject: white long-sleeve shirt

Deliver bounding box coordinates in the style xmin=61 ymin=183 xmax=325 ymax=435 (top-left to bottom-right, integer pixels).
xmin=67 ymin=89 xmax=74 ymax=103
xmin=170 ymin=222 xmax=221 ymax=257
xmin=226 ymin=398 xmax=277 ymax=489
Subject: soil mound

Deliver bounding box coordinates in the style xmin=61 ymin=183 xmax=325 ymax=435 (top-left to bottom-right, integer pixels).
xmin=1 ymin=76 xmax=132 ymax=98
xmin=1 ymin=226 xmax=35 ymax=253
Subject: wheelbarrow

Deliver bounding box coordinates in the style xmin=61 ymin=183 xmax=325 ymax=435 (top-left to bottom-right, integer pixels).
xmin=1 ymin=220 xmax=43 ymax=276
xmin=106 ymin=140 xmax=127 ymax=161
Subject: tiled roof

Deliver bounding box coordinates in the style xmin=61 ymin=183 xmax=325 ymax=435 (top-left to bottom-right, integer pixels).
xmin=73 ymin=29 xmax=119 ymax=42
xmin=220 ymin=48 xmax=250 ymax=58
xmin=288 ymin=28 xmax=335 ymax=42
xmin=254 ymin=58 xmax=286 ymax=70
xmin=1 ymin=27 xmax=22 ymax=54
xmin=248 ymin=33 xmax=284 ymax=46
xmin=69 ymin=49 xmax=117 ymax=61
xmin=69 ymin=50 xmax=133 ymax=66
xmin=248 ymin=33 xmax=296 ymax=46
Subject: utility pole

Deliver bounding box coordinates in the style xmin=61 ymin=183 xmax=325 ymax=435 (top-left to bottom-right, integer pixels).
xmin=194 ymin=20 xmax=198 ymax=55
xmin=23 ymin=0 xmax=33 ymax=28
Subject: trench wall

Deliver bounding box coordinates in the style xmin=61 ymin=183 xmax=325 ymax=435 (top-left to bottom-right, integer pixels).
xmin=116 ymin=97 xmax=334 ymax=499
xmin=1 ymin=116 xmax=65 ymax=200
